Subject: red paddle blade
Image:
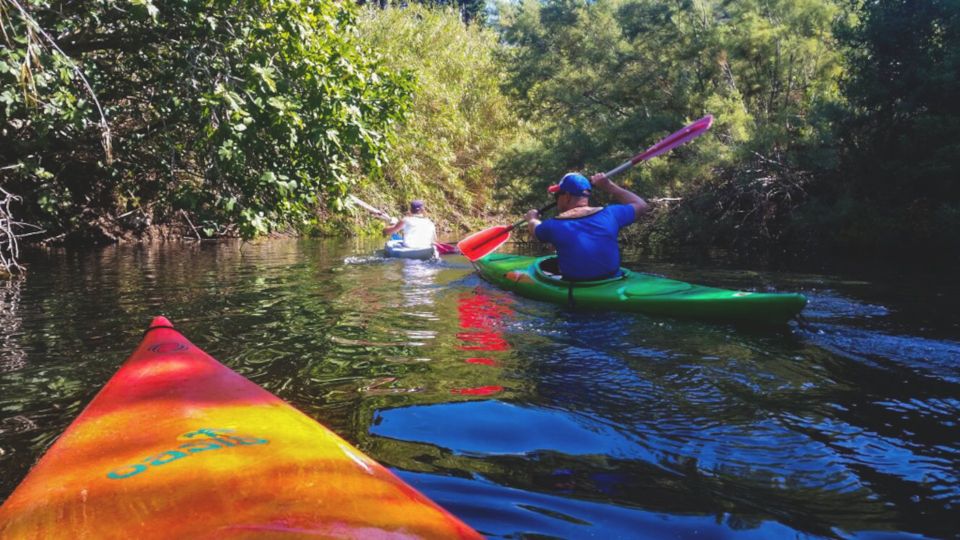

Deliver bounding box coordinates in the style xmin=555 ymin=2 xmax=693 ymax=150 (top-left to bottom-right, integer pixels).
xmin=457 ymin=225 xmax=513 ymax=261
xmin=631 ymin=115 xmax=713 ymax=165
xmin=434 ymin=242 xmax=459 ymax=255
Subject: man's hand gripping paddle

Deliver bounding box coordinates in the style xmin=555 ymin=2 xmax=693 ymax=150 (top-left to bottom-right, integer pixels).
xmin=457 ymin=115 xmax=714 ymax=262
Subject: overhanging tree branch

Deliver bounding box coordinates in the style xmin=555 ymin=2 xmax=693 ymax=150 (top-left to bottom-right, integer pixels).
xmin=1 ymin=0 xmax=113 ymax=164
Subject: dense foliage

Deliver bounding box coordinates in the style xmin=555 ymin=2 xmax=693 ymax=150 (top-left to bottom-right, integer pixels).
xmin=359 ymin=0 xmax=487 ymax=24
xmin=2 ymin=0 xmax=959 ymax=274
xmin=493 ymin=0 xmax=959 ymax=258
xmin=354 ymin=6 xmax=521 ymax=233
xmin=822 ymin=0 xmax=960 ymax=254
xmin=0 ymin=0 xmax=410 ymax=245
xmin=495 ymin=0 xmax=844 ymax=253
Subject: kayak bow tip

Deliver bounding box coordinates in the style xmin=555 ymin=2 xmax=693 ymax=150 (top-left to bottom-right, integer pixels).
xmin=149 ymin=315 xmax=174 ymax=329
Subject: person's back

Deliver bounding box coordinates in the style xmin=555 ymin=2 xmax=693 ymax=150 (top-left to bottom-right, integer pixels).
xmin=534 ymin=205 xmax=635 ymax=280
xmin=382 ymin=199 xmax=436 ymax=249
xmin=401 ymin=215 xmax=436 ymax=249
xmin=526 ymin=172 xmax=649 ymax=281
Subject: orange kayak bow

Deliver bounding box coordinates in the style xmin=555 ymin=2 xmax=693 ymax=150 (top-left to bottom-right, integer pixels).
xmin=0 ymin=316 xmax=482 ymax=539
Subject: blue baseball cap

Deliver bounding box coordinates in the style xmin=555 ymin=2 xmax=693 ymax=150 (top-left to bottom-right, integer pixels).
xmin=410 ymin=200 xmax=425 ymax=213
xmin=547 ymin=173 xmax=591 ymax=196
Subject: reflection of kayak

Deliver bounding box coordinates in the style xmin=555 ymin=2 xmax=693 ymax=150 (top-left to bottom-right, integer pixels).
xmin=474 ymin=254 xmax=806 ymax=324
xmin=0 ymin=317 xmax=481 ymax=539
xmin=385 ymin=239 xmax=437 ymax=259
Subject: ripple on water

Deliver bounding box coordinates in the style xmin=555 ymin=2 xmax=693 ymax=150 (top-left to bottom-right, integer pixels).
xmin=803 ymin=323 xmax=960 ymax=384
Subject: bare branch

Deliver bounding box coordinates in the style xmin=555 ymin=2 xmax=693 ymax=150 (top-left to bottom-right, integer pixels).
xmin=180 ymin=209 xmax=202 ymax=241
xmin=0 ymin=186 xmax=40 ymax=276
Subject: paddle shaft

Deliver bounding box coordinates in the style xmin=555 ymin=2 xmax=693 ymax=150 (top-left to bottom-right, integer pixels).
xmin=520 ymin=117 xmax=712 ymax=225
xmin=513 ymin=139 xmax=669 ymax=228
xmin=458 ymin=115 xmax=713 ymax=261
xmin=510 ymin=201 xmax=557 ymax=230
xmin=348 ymin=195 xmax=392 ymax=220
xmin=507 ymin=158 xmax=631 ymax=232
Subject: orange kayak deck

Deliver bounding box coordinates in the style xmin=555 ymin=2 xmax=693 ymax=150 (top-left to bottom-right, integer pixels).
xmin=0 ymin=316 xmax=482 ymax=539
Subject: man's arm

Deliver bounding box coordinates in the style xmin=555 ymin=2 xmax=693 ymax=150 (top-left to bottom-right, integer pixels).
xmin=382 ymin=217 xmax=403 ymax=236
xmin=525 ymin=209 xmax=542 ymax=238
xmin=590 ymin=173 xmax=649 ymax=218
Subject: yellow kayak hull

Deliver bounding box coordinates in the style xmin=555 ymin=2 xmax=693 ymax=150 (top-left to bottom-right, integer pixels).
xmin=0 ymin=317 xmax=481 ymax=539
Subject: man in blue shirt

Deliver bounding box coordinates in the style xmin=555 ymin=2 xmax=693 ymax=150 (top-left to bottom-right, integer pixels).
xmin=525 ymin=172 xmax=649 ymax=281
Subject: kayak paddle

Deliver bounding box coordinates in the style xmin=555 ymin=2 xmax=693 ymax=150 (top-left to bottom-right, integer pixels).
xmin=434 ymin=242 xmax=460 ymax=255
xmin=457 ymin=114 xmax=714 ymax=261
xmin=456 ymin=201 xmax=558 ymax=262
xmin=348 ymin=194 xmax=458 ymax=254
xmin=348 ymin=194 xmax=393 ymax=222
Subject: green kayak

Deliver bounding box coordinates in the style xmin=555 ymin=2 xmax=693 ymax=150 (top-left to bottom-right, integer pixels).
xmin=474 ymin=254 xmax=806 ymax=324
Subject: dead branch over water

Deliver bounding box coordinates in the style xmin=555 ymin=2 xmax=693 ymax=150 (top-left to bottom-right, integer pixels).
xmin=0 ymin=186 xmax=43 ymax=276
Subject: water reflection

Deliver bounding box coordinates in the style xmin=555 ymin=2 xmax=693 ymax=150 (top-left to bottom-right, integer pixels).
xmin=397 ymin=470 xmax=805 ymax=539
xmin=451 ymin=291 xmax=513 ymax=397
xmin=1 ymin=240 xmax=958 ymax=539
xmin=373 ymin=400 xmax=641 ymax=457
xmin=0 ymin=279 xmax=34 ymax=456
xmin=0 ymin=279 xmax=25 ymax=372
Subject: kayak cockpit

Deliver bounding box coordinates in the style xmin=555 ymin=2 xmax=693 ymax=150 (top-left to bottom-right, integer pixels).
xmin=533 ymin=256 xmax=629 ymax=287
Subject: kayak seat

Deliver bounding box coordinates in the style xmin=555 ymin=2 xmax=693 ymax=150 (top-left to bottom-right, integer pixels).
xmin=534 ymin=257 xmax=626 ymax=286
xmin=538 ymin=257 xmax=562 ymax=279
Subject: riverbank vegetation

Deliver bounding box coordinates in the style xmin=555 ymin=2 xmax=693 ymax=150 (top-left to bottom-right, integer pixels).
xmin=1 ymin=0 xmax=410 ymax=254
xmin=347 ymin=5 xmax=522 ymax=236
xmin=2 ymin=0 xmax=958 ymax=274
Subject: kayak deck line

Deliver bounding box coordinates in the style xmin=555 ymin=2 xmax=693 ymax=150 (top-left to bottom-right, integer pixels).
xmin=0 ymin=316 xmax=482 ymax=539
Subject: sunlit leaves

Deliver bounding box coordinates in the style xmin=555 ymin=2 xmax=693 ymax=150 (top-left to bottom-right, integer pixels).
xmin=495 ymin=0 xmax=844 ymax=204
xmin=356 ymin=6 xmax=521 ymax=223
xmin=128 ymin=0 xmax=159 ymax=21
xmin=1 ymin=0 xmax=411 ymax=240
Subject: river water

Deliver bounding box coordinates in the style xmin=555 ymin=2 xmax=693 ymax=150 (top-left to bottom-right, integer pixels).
xmin=1 ymin=239 xmax=958 ymax=538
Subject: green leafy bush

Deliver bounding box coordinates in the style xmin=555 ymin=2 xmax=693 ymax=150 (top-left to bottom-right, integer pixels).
xmin=1 ymin=0 xmax=410 ymax=241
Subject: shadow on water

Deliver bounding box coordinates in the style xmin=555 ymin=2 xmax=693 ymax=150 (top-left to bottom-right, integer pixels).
xmin=1 ymin=238 xmax=958 ymax=539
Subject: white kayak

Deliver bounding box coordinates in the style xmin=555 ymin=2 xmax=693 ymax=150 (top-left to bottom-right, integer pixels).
xmin=384 ymin=239 xmax=438 ymax=260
